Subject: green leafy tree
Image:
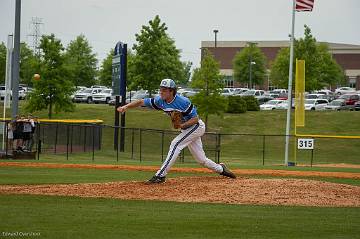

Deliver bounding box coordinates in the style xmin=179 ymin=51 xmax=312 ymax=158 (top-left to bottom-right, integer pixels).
xmin=98 ymin=49 xmax=113 ymax=87
xmin=177 ymin=61 xmax=192 ymax=86
xmin=99 ymin=48 xmax=136 ymax=90
xmin=20 ymin=42 xmax=39 ymax=86
xmin=191 ymin=50 xmax=227 ymax=129
xmin=271 ymin=25 xmax=344 ymax=91
xmin=64 ymin=35 xmax=97 ymax=87
xmin=0 ymin=42 xmax=6 ymax=84
xmin=132 ymin=15 xmax=183 ymax=95
xmin=233 ymin=42 xmax=267 ymax=88
xmin=25 ymin=34 xmax=75 ymax=118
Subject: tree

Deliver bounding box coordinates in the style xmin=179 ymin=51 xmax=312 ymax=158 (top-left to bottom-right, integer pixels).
xmin=98 ymin=49 xmax=113 ymax=87
xmin=271 ymin=25 xmax=344 ymax=91
xmin=233 ymin=42 xmax=267 ymax=88
xmin=178 ymin=61 xmax=192 ymax=86
xmin=191 ymin=50 xmax=227 ymax=129
xmin=132 ymin=15 xmax=184 ymax=95
xmin=25 ymin=34 xmax=75 ymax=118
xmin=20 ymin=42 xmax=39 ymax=86
xmin=99 ymin=48 xmax=136 ymax=90
xmin=0 ymin=42 xmax=6 ymax=84
xmin=64 ymin=35 xmax=98 ymax=87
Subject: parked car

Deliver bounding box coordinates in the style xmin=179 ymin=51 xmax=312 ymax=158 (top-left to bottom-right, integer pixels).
xmin=260 ymin=99 xmax=285 ymax=110
xmin=276 ymin=100 xmax=289 ymax=110
xmin=240 ymin=90 xmax=265 ymax=98
xmin=335 ymin=87 xmax=356 ymax=95
xmin=271 ymin=89 xmax=287 ymax=95
xmin=221 ymin=88 xmax=234 ymax=97
xmin=0 ymin=85 xmax=27 ymax=100
xmin=317 ymin=90 xmax=336 ymax=101
xmin=324 ymin=99 xmax=347 ymax=111
xmin=354 ymin=101 xmax=360 ymax=111
xmin=304 ymin=99 xmax=329 ymax=111
xmin=339 ymin=94 xmax=360 ymax=105
xmin=232 ymin=88 xmax=249 ymax=95
xmin=73 ymin=88 xmax=103 ymax=103
xmin=306 ymin=94 xmax=327 ymax=99
xmin=92 ymin=89 xmax=113 ymax=104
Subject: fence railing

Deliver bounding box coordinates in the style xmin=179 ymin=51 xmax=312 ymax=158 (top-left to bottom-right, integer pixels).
xmin=0 ymin=121 xmax=359 ymax=166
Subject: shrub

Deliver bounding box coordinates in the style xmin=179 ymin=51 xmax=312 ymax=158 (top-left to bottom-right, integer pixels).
xmin=243 ymin=96 xmax=260 ymax=111
xmin=226 ymin=96 xmax=247 ymax=113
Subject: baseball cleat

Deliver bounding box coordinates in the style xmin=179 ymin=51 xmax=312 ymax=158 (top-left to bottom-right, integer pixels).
xmin=145 ymin=175 xmax=166 ymax=184
xmin=219 ymin=163 xmax=236 ymax=179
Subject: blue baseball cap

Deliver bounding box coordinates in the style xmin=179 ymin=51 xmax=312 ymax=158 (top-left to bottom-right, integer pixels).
xmin=160 ymin=79 xmax=176 ymax=89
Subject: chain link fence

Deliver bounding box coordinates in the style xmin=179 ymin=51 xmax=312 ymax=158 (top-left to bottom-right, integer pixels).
xmin=0 ymin=121 xmax=359 ymax=166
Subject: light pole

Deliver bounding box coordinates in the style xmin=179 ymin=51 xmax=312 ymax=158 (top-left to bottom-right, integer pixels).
xmin=249 ymin=61 xmax=256 ymax=89
xmin=266 ymin=69 xmax=271 ymax=91
xmin=213 ymin=29 xmax=218 ymax=48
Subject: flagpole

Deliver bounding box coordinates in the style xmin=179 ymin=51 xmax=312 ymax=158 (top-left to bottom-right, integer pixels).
xmin=284 ymin=0 xmax=296 ymax=166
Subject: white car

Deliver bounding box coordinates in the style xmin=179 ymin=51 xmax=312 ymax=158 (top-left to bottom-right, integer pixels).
xmin=73 ymin=88 xmax=103 ymax=103
xmin=306 ymin=94 xmax=327 ymax=99
xmin=232 ymin=88 xmax=249 ymax=95
xmin=221 ymin=88 xmax=234 ymax=97
xmin=92 ymin=89 xmax=113 ymax=104
xmin=240 ymin=90 xmax=265 ymax=98
xmin=305 ymin=99 xmax=329 ymax=111
xmin=335 ymin=87 xmax=356 ymax=95
xmin=271 ymin=89 xmax=287 ymax=95
xmin=276 ymin=100 xmax=289 ymax=110
xmin=0 ymin=85 xmax=26 ymax=100
xmin=324 ymin=99 xmax=346 ymax=111
xmin=260 ymin=100 xmax=285 ymax=110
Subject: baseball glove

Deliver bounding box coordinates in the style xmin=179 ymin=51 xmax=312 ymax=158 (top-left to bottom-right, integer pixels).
xmin=170 ymin=111 xmax=182 ymax=129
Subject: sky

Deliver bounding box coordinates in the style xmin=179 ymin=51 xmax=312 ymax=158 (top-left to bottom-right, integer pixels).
xmin=0 ymin=0 xmax=359 ymax=68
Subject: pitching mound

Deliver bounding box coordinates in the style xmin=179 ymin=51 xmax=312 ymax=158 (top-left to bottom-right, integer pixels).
xmin=0 ymin=177 xmax=359 ymax=207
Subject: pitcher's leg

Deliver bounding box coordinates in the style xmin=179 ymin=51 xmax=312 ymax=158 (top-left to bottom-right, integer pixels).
xmin=188 ymin=137 xmax=223 ymax=173
xmin=155 ymin=123 xmax=201 ymax=178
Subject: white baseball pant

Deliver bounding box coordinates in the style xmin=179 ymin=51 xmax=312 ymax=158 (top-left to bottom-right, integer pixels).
xmin=156 ymin=119 xmax=223 ymax=177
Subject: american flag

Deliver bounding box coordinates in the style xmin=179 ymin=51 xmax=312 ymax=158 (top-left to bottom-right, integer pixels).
xmin=295 ymin=0 xmax=314 ymax=12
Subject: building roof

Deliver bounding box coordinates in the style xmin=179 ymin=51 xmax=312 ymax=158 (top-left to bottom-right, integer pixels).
xmin=201 ymin=41 xmax=360 ymax=51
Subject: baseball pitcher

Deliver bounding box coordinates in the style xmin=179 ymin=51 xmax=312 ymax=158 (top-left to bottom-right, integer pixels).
xmin=117 ymin=79 xmax=236 ymax=184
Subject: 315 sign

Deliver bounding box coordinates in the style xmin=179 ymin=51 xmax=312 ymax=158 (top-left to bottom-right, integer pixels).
xmin=297 ymin=139 xmax=314 ymax=150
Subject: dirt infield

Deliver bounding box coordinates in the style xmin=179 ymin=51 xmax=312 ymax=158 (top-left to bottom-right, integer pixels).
xmin=0 ymin=162 xmax=359 ymax=179
xmin=0 ymin=176 xmax=359 ymax=207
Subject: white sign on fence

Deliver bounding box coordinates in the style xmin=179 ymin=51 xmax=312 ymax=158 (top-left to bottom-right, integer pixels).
xmin=297 ymin=138 xmax=314 ymax=150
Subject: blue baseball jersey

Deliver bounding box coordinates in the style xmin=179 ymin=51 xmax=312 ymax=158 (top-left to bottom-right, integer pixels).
xmin=144 ymin=94 xmax=198 ymax=123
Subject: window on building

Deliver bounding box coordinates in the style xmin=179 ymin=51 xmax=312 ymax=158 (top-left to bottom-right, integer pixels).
xmin=349 ymin=76 xmax=356 ymax=88
xmin=223 ymin=76 xmax=234 ymax=88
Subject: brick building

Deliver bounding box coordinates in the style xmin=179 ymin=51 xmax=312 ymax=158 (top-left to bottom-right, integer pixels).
xmin=201 ymin=41 xmax=360 ymax=90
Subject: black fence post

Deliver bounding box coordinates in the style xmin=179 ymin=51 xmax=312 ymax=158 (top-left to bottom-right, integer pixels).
xmin=37 ymin=139 xmax=41 ymax=160
xmin=92 ymin=125 xmax=95 ymax=161
xmin=131 ymin=128 xmax=134 ymax=160
xmin=66 ymin=124 xmax=69 ymax=161
xmin=70 ymin=124 xmax=73 ymax=153
xmin=216 ymin=134 xmax=221 ymax=164
xmin=83 ymin=125 xmax=87 ymax=152
xmin=262 ymin=135 xmax=266 ymax=166
xmin=139 ymin=128 xmax=142 ymax=162
xmin=5 ymin=121 xmax=8 ymax=156
xmin=161 ymin=131 xmax=164 ymax=162
xmin=54 ymin=123 xmax=59 ymax=154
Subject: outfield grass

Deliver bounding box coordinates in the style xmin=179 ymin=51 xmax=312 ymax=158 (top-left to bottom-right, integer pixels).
xmin=0 ymin=166 xmax=214 ymax=185
xmin=0 ymin=194 xmax=359 ymax=239
xmin=0 ymin=166 xmax=359 ymax=186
